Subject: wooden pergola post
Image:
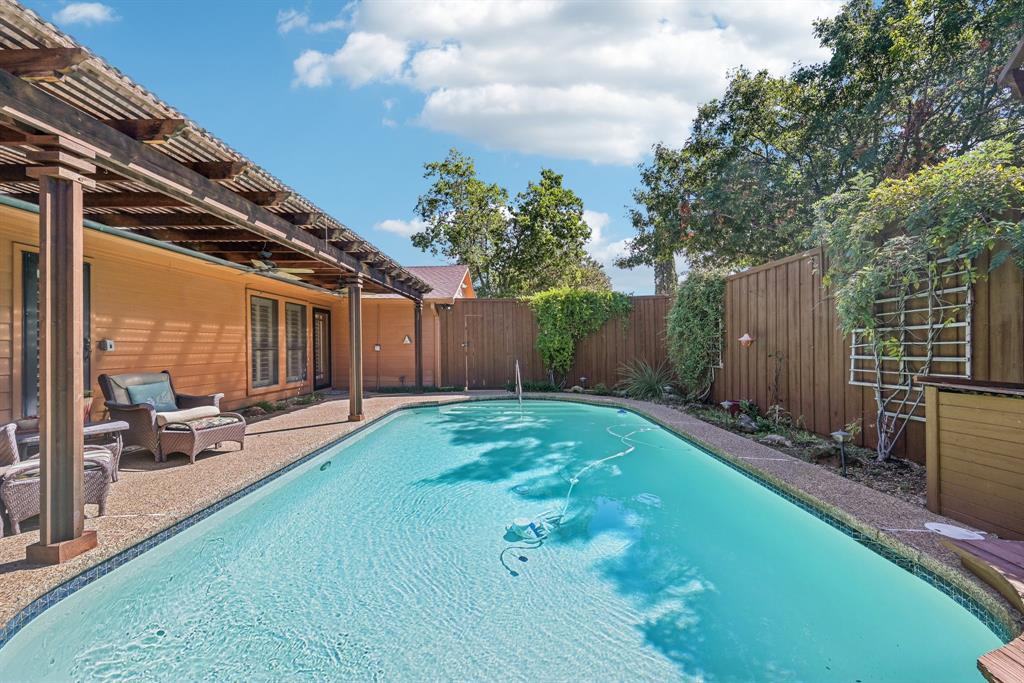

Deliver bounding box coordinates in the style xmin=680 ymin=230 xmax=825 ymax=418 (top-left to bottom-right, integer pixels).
xmin=414 ymin=300 xmax=423 ymax=393
xmin=346 ymin=274 xmax=364 ymax=421
xmin=26 ymin=139 xmax=97 ymax=564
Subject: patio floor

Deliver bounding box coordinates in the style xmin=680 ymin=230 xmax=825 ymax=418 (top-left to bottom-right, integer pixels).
xmin=0 ymin=391 xmax=1020 ymax=639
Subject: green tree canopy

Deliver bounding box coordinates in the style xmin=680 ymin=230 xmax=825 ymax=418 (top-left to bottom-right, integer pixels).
xmin=412 ymin=149 xmax=509 ymax=296
xmin=620 ymin=0 xmax=1024 ymax=275
xmin=413 ymin=150 xmax=608 ymax=297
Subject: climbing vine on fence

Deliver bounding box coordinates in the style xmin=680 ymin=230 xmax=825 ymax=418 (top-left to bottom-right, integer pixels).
xmin=813 ymin=141 xmax=1024 ymax=459
xmin=815 ymin=141 xmax=1024 ymax=336
xmin=666 ymin=269 xmax=726 ymax=401
xmin=524 ymin=287 xmax=632 ymax=381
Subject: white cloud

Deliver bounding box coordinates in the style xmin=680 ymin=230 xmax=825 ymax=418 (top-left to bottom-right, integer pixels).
xmin=375 ymin=217 xmax=425 ymax=237
xmin=583 ymin=210 xmax=627 ymax=265
xmin=277 ymin=7 xmax=349 ymax=34
xmin=276 ymin=9 xmax=309 ymax=34
xmin=582 ymin=209 xmax=689 ymax=293
xmin=293 ymin=32 xmax=407 ymax=88
xmin=286 ymin=0 xmax=841 ymax=164
xmin=54 ymin=2 xmax=117 ymax=26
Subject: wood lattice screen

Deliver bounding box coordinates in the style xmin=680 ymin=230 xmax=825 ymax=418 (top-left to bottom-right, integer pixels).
xmin=848 ymin=258 xmax=972 ymax=423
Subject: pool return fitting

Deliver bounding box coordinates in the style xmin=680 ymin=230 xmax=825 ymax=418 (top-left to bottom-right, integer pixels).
xmin=501 ymin=421 xmax=656 ymax=576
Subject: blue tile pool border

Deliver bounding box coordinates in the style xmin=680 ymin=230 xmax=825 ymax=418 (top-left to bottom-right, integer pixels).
xmin=0 ymin=396 xmax=1016 ymax=651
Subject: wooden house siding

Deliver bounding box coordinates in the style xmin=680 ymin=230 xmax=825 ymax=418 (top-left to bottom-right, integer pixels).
xmin=334 ymin=299 xmax=441 ymax=390
xmin=0 ymin=203 xmax=350 ymax=420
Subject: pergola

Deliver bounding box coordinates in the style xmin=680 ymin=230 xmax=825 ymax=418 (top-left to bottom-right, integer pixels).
xmin=0 ymin=1 xmax=429 ymax=563
xmin=998 ymin=37 xmax=1024 ymax=99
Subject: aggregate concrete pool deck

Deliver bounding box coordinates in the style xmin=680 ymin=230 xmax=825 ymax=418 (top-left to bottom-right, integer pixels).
xmin=0 ymin=392 xmax=1020 ymax=640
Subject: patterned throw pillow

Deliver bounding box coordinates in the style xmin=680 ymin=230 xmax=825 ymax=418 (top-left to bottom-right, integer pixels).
xmin=163 ymin=416 xmax=241 ymax=432
xmin=126 ymin=381 xmax=177 ymax=412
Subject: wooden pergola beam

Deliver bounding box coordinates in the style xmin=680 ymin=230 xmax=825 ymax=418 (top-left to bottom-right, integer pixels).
xmin=999 ymin=37 xmax=1024 ymax=99
xmin=277 ymin=211 xmax=319 ymax=226
xmin=182 ymin=160 xmax=248 ymax=180
xmin=0 ymin=48 xmax=88 ymax=82
xmin=131 ymin=228 xmax=259 ymax=242
xmin=0 ymin=160 xmax=249 ymax=183
xmin=98 ymin=212 xmax=234 ymax=228
xmin=8 ymin=190 xmax=292 ymax=208
xmin=102 ymin=118 xmax=186 ymax=144
xmin=0 ymin=67 xmax=425 ymax=299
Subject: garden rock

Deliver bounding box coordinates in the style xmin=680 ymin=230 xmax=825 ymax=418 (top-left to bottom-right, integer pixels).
xmin=808 ymin=442 xmax=839 ymax=461
xmin=761 ymin=434 xmax=793 ymax=448
xmin=736 ymin=414 xmax=758 ymax=433
xmin=569 ymin=385 xmax=584 ymax=393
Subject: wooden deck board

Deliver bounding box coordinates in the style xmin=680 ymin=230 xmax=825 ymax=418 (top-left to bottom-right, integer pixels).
xmin=980 ymin=638 xmax=1024 ymax=683
xmin=943 ymin=538 xmax=1024 ymax=682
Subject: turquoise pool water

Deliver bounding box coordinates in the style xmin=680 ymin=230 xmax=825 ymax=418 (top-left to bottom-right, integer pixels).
xmin=0 ymin=401 xmax=1002 ymax=681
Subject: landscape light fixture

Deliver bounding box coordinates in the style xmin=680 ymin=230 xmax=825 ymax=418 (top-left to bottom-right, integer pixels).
xmin=831 ymin=430 xmax=852 ymax=477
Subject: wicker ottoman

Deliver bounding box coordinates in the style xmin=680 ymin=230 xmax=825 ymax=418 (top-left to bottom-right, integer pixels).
xmin=158 ymin=413 xmax=246 ymax=464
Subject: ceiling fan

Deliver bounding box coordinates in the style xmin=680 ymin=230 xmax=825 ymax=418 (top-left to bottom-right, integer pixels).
xmin=250 ymin=250 xmax=314 ymax=281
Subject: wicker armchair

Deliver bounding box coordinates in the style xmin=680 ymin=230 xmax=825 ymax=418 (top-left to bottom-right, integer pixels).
xmin=98 ymin=371 xmax=245 ymax=464
xmin=0 ymin=423 xmax=112 ymax=537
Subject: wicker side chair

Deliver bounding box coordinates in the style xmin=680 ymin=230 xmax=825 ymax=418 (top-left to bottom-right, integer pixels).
xmin=98 ymin=371 xmax=245 ymax=464
xmin=0 ymin=423 xmax=112 ymax=537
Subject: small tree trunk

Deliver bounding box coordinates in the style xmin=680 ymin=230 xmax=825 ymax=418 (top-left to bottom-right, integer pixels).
xmin=654 ymin=258 xmax=677 ymax=296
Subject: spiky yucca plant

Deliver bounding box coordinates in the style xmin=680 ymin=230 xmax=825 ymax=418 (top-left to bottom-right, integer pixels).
xmin=616 ymin=360 xmax=674 ymax=401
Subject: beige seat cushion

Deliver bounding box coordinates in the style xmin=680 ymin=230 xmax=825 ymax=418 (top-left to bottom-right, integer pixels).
xmin=156 ymin=405 xmax=220 ymax=427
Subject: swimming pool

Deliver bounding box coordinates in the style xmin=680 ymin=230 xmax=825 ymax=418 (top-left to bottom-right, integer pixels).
xmin=0 ymin=400 xmax=1004 ymax=681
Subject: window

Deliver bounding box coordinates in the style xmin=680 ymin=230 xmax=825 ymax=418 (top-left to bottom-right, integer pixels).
xmin=285 ymin=302 xmax=307 ymax=382
xmin=22 ymin=252 xmax=91 ymax=416
xmin=251 ymin=296 xmax=278 ymax=388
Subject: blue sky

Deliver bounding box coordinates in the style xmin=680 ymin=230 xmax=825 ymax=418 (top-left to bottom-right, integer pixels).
xmin=25 ymin=0 xmax=839 ymax=293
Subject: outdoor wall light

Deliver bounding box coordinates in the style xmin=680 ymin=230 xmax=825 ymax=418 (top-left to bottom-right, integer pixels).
xmin=373 ymin=344 xmax=382 ymax=352
xmin=738 ymin=333 xmax=755 ymax=348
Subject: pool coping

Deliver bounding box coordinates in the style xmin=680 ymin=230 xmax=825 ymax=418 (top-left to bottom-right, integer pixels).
xmin=0 ymin=394 xmax=1018 ymax=652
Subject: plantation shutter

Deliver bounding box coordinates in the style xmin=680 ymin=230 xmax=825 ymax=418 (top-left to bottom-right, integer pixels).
xmin=285 ymin=303 xmax=307 ymax=382
xmin=251 ymin=296 xmax=278 ymax=388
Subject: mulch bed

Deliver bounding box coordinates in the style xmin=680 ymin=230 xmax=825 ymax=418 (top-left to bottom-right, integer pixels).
xmin=683 ymin=404 xmax=927 ymax=507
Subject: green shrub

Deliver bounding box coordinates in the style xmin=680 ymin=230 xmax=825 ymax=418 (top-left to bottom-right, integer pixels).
xmin=372 ymin=385 xmax=459 ymax=394
xmin=524 ymin=287 xmax=632 ymax=380
xmin=666 ymin=269 xmax=726 ymax=401
xmin=504 ymin=379 xmax=560 ymax=392
xmin=616 ymin=360 xmax=674 ymax=401
xmin=591 ymin=383 xmax=611 ymax=396
xmin=293 ymin=391 xmax=322 ymax=405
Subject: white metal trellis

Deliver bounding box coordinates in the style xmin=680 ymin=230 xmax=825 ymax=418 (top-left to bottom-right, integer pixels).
xmin=848 ymin=259 xmax=972 ymax=424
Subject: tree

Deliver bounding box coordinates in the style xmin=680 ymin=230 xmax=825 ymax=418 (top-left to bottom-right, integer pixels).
xmin=574 ymin=256 xmax=612 ymax=291
xmin=413 ymin=151 xmax=606 ymax=296
xmin=616 ymin=143 xmax=683 ymax=294
xmin=619 ymin=0 xmax=1024 ymax=273
xmin=412 ymin=149 xmax=509 ymax=296
xmin=498 ymin=169 xmax=594 ymax=296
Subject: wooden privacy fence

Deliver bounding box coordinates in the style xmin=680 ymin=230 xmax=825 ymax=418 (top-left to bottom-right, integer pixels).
xmin=436 ymin=296 xmax=671 ymax=389
xmin=711 ymin=247 xmax=1024 ymax=463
